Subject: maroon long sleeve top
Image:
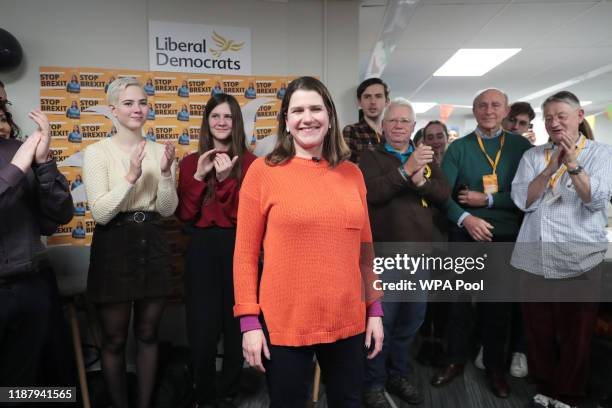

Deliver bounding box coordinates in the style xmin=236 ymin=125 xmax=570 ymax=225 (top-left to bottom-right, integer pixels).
xmin=177 ymin=151 xmax=257 ymax=227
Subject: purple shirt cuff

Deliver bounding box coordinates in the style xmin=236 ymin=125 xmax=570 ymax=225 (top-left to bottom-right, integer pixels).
xmin=367 ymin=300 xmax=384 ymax=317
xmin=240 ymin=315 xmax=262 ymax=333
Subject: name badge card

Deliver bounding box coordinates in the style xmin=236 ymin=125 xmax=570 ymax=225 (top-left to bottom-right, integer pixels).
xmin=482 ymin=174 xmax=499 ymax=194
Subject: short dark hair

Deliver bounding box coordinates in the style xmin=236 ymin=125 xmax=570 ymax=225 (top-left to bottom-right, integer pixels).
xmin=356 ymin=77 xmax=389 ymax=101
xmin=0 ymin=80 xmax=4 ymax=88
xmin=423 ymin=120 xmax=449 ymax=139
xmin=508 ymin=101 xmax=535 ymax=122
xmin=412 ymin=128 xmax=425 ymax=146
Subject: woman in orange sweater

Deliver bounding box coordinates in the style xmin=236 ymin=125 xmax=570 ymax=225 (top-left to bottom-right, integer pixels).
xmin=233 ymin=76 xmax=384 ymax=407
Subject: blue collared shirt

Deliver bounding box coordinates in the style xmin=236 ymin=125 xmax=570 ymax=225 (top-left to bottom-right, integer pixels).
xmin=475 ymin=127 xmax=503 ymax=140
xmin=384 ymin=142 xmax=414 ymax=164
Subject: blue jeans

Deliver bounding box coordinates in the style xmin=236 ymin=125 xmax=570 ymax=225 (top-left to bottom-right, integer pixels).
xmin=364 ymin=300 xmax=427 ymax=389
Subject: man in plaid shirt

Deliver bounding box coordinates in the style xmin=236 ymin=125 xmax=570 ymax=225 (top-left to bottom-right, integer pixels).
xmin=343 ymin=78 xmax=389 ymax=163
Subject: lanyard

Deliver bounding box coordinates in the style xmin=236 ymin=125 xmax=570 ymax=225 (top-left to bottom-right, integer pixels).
xmin=421 ymin=165 xmax=432 ymax=208
xmin=545 ymin=135 xmax=586 ymax=189
xmin=476 ymin=133 xmax=505 ymax=175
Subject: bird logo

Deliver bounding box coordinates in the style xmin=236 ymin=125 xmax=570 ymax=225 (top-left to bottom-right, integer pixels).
xmin=209 ymin=31 xmax=244 ymax=58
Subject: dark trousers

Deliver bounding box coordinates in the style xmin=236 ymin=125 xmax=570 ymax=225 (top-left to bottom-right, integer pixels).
xmin=0 ymin=272 xmax=52 ymax=386
xmin=365 ymin=301 xmax=426 ymax=389
xmin=39 ymin=266 xmax=77 ymax=387
xmin=263 ymin=332 xmax=366 ymax=408
xmin=510 ymin=302 xmax=526 ymax=353
xmin=420 ymin=302 xmax=449 ymax=340
xmin=446 ymin=301 xmax=511 ymax=370
xmin=184 ymin=227 xmax=243 ymax=404
xmin=522 ymin=301 xmax=598 ymax=404
xmin=445 ymin=228 xmax=513 ymax=371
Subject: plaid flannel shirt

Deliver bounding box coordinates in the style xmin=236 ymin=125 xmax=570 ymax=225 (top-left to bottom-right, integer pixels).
xmin=342 ymin=119 xmax=382 ymax=163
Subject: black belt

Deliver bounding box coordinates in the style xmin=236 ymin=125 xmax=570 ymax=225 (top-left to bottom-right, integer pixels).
xmin=107 ymin=211 xmax=160 ymax=226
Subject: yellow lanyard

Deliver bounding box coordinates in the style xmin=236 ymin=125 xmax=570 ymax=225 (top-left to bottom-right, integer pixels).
xmin=476 ymin=133 xmax=505 ymax=175
xmin=421 ymin=165 xmax=432 ymax=208
xmin=545 ymin=136 xmax=586 ymax=189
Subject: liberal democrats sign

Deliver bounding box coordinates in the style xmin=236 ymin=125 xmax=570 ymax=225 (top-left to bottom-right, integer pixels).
xmin=149 ymin=20 xmax=252 ymax=75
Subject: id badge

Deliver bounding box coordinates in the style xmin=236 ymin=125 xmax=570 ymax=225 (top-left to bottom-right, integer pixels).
xmin=482 ymin=174 xmax=499 ymax=194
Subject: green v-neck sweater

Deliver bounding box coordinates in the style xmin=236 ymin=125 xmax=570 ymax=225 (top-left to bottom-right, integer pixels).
xmin=441 ymin=131 xmax=532 ymax=237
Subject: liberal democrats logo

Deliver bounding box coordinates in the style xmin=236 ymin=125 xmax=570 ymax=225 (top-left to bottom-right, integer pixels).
xmin=149 ymin=21 xmax=252 ymax=74
xmin=210 ymin=31 xmax=245 ymax=58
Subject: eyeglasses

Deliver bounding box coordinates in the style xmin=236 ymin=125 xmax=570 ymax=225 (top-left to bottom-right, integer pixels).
xmin=385 ymin=118 xmax=413 ymax=126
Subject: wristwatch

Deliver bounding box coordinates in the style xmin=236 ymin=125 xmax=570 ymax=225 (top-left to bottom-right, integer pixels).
xmin=567 ymin=165 xmax=583 ymax=175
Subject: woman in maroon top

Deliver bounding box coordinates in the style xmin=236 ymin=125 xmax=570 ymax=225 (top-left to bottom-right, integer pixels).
xmin=177 ymin=93 xmax=256 ymax=407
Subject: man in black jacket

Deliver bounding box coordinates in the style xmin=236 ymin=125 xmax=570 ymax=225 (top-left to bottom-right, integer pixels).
xmin=0 ymin=106 xmax=74 ymax=386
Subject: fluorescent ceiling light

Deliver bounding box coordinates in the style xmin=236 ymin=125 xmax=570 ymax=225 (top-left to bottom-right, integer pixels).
xmin=452 ymin=104 xmax=473 ymax=109
xmin=433 ymin=49 xmax=521 ymax=77
xmin=412 ymin=102 xmax=437 ymax=113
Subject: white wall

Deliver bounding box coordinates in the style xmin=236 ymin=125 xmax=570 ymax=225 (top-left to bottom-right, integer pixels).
xmin=0 ymin=0 xmax=360 ymax=350
xmin=0 ymin=0 xmax=360 ymax=133
xmin=593 ymin=112 xmax=612 ymax=146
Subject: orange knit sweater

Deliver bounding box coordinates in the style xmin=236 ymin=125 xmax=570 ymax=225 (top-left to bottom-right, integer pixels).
xmin=233 ymin=156 xmax=376 ymax=346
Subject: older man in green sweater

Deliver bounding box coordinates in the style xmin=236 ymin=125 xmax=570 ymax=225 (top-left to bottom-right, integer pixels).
xmin=431 ymin=89 xmax=532 ymax=398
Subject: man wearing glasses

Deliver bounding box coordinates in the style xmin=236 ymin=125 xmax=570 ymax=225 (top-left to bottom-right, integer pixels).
xmin=360 ymin=98 xmax=451 ymax=408
xmin=502 ymin=101 xmax=536 ymax=145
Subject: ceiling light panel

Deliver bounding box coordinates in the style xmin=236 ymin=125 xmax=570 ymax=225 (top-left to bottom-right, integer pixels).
xmin=433 ymin=48 xmax=521 ymax=77
xmin=412 ymin=102 xmax=437 ymax=113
